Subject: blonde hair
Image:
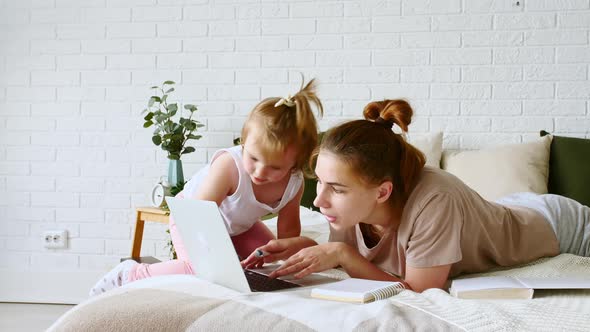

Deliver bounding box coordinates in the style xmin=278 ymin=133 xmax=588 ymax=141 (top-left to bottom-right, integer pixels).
xmin=241 ymin=78 xmax=323 ymax=171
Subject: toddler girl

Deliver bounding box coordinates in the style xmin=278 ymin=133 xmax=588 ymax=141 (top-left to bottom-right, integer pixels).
xmin=90 ymin=78 xmax=323 ymax=296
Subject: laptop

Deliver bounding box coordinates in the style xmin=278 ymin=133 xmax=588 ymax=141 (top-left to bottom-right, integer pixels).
xmin=166 ymin=197 xmax=305 ymax=293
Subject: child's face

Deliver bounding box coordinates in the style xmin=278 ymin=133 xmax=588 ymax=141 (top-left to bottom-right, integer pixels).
xmin=242 ymin=129 xmax=297 ymax=186
xmin=313 ymin=151 xmax=381 ymax=230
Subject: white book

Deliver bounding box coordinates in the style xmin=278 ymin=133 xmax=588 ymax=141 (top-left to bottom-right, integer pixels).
xmin=450 ymin=276 xmax=590 ymax=299
xmin=310 ymin=278 xmax=406 ymax=304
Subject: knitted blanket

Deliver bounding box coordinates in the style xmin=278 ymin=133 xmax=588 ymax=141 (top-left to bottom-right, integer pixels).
xmin=395 ymin=254 xmax=590 ymax=331
xmin=49 ymin=254 xmax=590 ymax=332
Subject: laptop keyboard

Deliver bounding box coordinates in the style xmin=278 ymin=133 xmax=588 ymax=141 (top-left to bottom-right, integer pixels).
xmin=244 ymin=269 xmax=301 ymax=292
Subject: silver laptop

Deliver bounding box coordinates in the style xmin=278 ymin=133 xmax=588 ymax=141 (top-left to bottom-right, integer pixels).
xmin=166 ymin=197 xmax=305 ymax=293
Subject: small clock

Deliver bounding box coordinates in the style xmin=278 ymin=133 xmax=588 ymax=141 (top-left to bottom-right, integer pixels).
xmin=151 ymin=177 xmax=171 ymax=208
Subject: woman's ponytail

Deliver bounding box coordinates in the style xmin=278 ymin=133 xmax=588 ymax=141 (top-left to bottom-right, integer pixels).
xmin=363 ymin=99 xmax=413 ymax=132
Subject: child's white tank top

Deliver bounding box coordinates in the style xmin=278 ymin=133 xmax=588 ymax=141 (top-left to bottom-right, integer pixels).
xmin=180 ymin=145 xmax=303 ymax=236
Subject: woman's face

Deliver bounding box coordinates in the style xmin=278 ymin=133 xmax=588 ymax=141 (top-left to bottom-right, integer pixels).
xmin=313 ymin=151 xmax=383 ymax=230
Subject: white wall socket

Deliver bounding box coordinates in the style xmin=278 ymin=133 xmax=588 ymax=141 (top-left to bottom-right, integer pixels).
xmin=43 ymin=230 xmax=68 ymax=249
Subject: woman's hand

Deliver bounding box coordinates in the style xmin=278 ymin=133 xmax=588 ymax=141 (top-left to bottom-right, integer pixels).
xmin=268 ymin=242 xmax=348 ymax=279
xmin=240 ymin=236 xmax=317 ymax=269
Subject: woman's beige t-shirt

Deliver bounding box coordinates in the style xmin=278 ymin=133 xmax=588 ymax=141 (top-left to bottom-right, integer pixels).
xmin=329 ymin=166 xmax=559 ymax=278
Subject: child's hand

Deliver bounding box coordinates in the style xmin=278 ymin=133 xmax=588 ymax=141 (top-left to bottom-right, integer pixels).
xmin=240 ymin=237 xmax=317 ymax=269
xmin=240 ymin=249 xmax=266 ymax=269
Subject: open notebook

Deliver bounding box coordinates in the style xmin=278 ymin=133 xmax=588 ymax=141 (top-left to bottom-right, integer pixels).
xmin=311 ymin=278 xmax=406 ymax=303
xmin=450 ymin=276 xmax=590 ymax=299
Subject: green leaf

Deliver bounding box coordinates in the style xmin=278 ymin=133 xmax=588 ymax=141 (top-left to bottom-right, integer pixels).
xmin=168 ymin=103 xmax=178 ymax=112
xmin=170 ymin=124 xmax=180 ymax=133
xmin=148 ymin=97 xmax=156 ymax=107
xmin=143 ymin=121 xmax=153 ymax=128
xmin=169 ymin=181 xmax=186 ymax=197
xmin=150 ymin=86 xmax=158 ymax=89
xmin=188 ymin=134 xmax=202 ymax=140
xmin=233 ymin=137 xmax=241 ymax=146
xmin=163 ymin=80 xmax=175 ymax=85
xmin=196 ymin=123 xmax=205 ymax=128
xmin=184 ymin=104 xmax=197 ymax=112
xmin=152 ymin=135 xmax=162 ymax=145
xmin=182 ymin=147 xmax=196 ymax=154
xmin=154 ymin=114 xmax=166 ymax=123
xmin=144 ymin=112 xmax=154 ymax=121
xmin=185 ymin=122 xmax=197 ymax=130
xmin=165 ymin=87 xmax=175 ymax=94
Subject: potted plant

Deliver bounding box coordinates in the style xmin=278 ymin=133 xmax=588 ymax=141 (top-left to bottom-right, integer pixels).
xmin=142 ymin=80 xmax=204 ymax=190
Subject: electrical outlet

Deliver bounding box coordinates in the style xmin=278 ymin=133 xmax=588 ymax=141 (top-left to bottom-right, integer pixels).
xmin=43 ymin=230 xmax=68 ymax=249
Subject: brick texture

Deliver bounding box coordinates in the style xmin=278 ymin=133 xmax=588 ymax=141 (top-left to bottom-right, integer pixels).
xmin=0 ymin=0 xmax=588 ymax=276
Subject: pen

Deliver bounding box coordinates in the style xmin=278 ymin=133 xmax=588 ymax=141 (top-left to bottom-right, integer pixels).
xmin=254 ymin=249 xmax=268 ymax=258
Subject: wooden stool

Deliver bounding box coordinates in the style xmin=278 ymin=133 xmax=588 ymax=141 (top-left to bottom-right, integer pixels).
xmin=125 ymin=207 xmax=170 ymax=264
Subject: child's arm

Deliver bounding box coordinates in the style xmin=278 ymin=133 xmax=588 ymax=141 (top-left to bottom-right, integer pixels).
xmin=192 ymin=152 xmax=238 ymax=206
xmin=276 ymin=182 xmax=304 ymax=239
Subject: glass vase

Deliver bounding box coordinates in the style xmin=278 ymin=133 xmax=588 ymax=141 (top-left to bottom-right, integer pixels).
xmin=167 ymin=159 xmax=184 ymax=189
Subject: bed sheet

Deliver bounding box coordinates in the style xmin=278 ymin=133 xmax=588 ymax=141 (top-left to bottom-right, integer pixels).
xmin=50 ymin=208 xmax=590 ymax=331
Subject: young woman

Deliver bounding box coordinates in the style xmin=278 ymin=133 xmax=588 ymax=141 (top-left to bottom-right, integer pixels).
xmin=242 ymin=99 xmax=590 ymax=292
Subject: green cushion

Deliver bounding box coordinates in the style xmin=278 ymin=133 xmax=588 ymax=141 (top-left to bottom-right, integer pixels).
xmin=300 ymin=177 xmax=318 ymax=211
xmin=540 ymin=130 xmax=590 ymax=207
xmin=300 ymin=132 xmax=324 ymax=212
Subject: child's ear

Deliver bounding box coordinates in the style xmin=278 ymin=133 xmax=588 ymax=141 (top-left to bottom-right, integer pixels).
xmin=376 ymin=181 xmax=393 ymax=203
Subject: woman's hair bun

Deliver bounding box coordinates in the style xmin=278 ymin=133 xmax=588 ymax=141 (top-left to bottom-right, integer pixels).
xmin=363 ymin=99 xmax=413 ymax=132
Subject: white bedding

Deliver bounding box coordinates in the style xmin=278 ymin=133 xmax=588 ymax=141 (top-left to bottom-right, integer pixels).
xmin=49 ymin=208 xmax=590 ymax=331
xmin=49 ymin=253 xmax=590 ymax=332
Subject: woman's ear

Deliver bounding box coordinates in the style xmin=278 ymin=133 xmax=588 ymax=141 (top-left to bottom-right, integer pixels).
xmin=376 ymin=181 xmax=393 ymax=203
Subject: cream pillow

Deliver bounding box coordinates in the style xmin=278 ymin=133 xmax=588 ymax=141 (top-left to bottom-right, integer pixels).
xmin=263 ymin=207 xmax=329 ymax=244
xmin=407 ymin=132 xmax=443 ymax=168
xmin=441 ymin=135 xmax=552 ymax=201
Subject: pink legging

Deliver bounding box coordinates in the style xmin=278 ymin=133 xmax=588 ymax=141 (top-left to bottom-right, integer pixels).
xmin=128 ymin=213 xmax=275 ymax=282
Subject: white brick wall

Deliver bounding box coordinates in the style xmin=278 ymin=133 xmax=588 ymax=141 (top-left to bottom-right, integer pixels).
xmin=0 ymin=0 xmax=589 ymax=301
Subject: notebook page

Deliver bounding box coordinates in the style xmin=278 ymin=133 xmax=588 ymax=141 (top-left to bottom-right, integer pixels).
xmin=451 ymin=276 xmax=527 ymax=291
xmin=311 ymin=278 xmax=403 ymax=302
xmin=518 ymin=277 xmax=590 ymax=289
xmin=316 ymin=278 xmax=400 ymax=293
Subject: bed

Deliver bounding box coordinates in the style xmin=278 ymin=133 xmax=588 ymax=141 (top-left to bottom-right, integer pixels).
xmin=49 ymin=208 xmax=590 ymax=332
xmin=50 ymin=135 xmax=590 ymax=331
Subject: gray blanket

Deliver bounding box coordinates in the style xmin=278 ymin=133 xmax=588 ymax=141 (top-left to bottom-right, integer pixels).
xmin=50 ymin=288 xmax=459 ymax=331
